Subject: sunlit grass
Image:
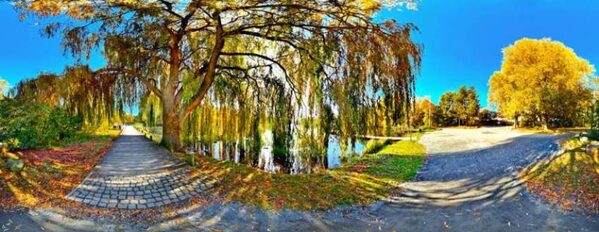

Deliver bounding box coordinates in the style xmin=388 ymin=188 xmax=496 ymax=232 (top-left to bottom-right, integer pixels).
xmin=178 ymin=139 xmax=426 ymax=210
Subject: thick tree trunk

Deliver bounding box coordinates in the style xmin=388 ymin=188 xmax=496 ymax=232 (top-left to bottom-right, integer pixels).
xmin=162 ymin=99 xmax=182 ymax=151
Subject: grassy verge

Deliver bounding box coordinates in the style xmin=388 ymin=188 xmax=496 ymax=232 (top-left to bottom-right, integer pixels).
xmin=175 ymin=139 xmax=426 ymax=210
xmin=401 ymin=128 xmax=438 ymax=140
xmin=520 ymin=137 xmax=599 ymax=213
xmin=0 ymin=129 xmax=120 ymax=209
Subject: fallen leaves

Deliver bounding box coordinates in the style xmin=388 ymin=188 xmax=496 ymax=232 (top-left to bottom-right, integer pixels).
xmin=521 ymin=146 xmax=599 ymax=214
xmin=0 ymin=138 xmax=113 ymax=209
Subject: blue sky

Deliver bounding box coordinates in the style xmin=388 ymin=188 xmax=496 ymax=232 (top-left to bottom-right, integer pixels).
xmin=1 ymin=1 xmax=598 ymax=107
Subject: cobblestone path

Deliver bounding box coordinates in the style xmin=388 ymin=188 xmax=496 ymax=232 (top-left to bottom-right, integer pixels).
xmin=66 ymin=126 xmax=215 ymax=209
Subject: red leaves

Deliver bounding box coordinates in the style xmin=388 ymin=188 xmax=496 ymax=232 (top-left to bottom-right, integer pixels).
xmin=19 ymin=142 xmax=95 ymax=165
xmin=0 ymin=139 xmax=112 ymax=209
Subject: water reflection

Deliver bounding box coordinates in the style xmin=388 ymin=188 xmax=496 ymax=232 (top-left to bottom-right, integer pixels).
xmin=143 ymin=126 xmax=365 ymax=173
xmin=326 ymin=136 xmax=365 ymax=168
xmin=210 ymin=135 xmax=365 ymax=171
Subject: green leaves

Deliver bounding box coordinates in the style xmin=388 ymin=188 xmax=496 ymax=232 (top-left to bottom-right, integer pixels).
xmin=437 ymin=86 xmax=480 ymax=126
xmin=0 ymin=99 xmax=82 ymax=149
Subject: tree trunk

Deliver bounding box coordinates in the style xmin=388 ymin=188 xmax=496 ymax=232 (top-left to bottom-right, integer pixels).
xmin=162 ymin=98 xmax=182 ymax=151
xmin=322 ymin=133 xmax=330 ymax=169
xmin=541 ymin=115 xmax=549 ymax=131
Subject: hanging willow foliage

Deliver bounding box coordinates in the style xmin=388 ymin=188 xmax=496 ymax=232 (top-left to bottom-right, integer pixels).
xmin=12 ymin=65 xmax=140 ymax=130
xmin=16 ymin=0 xmax=422 ymax=173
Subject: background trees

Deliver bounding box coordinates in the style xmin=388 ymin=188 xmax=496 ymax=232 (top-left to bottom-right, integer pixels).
xmin=437 ymin=86 xmax=480 ymax=126
xmin=411 ymin=97 xmax=437 ymax=128
xmin=489 ymin=38 xmax=595 ymax=129
xmin=0 ymin=79 xmax=7 ymax=99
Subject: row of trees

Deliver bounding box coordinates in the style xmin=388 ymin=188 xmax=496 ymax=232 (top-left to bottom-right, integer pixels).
xmin=414 ymin=38 xmax=597 ymax=130
xmin=412 ymin=86 xmax=481 ymax=128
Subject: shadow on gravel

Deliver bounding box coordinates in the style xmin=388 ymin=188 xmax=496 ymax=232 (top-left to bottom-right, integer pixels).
xmin=385 ymin=133 xmax=568 ymax=208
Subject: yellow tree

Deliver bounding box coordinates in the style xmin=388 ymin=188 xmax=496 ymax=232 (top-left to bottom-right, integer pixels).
xmin=489 ymin=38 xmax=595 ymax=129
xmin=0 ymin=79 xmax=7 ymax=100
xmin=412 ymin=97 xmax=436 ymax=128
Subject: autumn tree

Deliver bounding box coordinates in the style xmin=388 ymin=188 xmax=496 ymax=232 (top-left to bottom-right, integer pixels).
xmin=412 ymin=97 xmax=436 ymax=128
xmin=489 ymin=38 xmax=595 ymax=129
xmin=16 ymin=0 xmax=422 ymax=150
xmin=11 ymin=65 xmax=134 ymax=129
xmin=0 ymin=79 xmax=7 ymax=100
xmin=437 ymin=86 xmax=480 ymax=126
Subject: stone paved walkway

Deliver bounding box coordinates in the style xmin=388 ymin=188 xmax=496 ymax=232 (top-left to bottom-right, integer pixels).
xmin=65 ymin=126 xmax=215 ymax=209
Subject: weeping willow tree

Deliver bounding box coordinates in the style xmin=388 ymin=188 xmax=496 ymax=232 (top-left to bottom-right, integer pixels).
xmin=17 ymin=0 xmax=422 ymax=151
xmin=11 ymin=65 xmax=138 ymax=130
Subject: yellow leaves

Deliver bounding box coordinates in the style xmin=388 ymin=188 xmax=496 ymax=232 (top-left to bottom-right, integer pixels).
xmin=355 ymin=0 xmax=383 ymax=13
xmin=489 ymin=38 xmax=595 ymax=122
xmin=6 ymin=182 xmax=39 ymax=207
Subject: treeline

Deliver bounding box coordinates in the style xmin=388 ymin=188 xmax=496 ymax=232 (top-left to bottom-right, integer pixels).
xmin=0 ymin=66 xmax=134 ymax=150
xmin=412 ymin=86 xmax=489 ymax=128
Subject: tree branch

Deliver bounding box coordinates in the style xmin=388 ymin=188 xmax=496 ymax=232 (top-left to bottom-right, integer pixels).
xmin=183 ymin=12 xmax=225 ymax=119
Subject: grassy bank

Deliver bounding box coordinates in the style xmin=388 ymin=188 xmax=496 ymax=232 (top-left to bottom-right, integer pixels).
xmin=520 ymin=137 xmax=599 ymax=213
xmin=0 ymin=129 xmax=120 ymax=209
xmin=176 ymin=139 xmax=426 ymax=210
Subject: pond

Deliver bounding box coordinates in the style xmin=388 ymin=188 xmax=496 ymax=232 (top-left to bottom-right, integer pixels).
xmin=210 ymin=134 xmax=365 ymax=171
xmin=140 ymin=126 xmax=366 ymax=172
xmin=326 ymin=136 xmax=365 ymax=168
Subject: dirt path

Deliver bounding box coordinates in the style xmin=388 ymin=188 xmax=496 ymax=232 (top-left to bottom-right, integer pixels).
xmin=1 ymin=127 xmax=598 ymax=231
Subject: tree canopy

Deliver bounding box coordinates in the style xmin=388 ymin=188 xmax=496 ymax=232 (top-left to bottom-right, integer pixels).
xmin=489 ymin=38 xmax=595 ymax=128
xmin=411 ymin=97 xmax=436 ymax=128
xmin=13 ymin=0 xmax=422 ymax=172
xmin=437 ymin=86 xmax=480 ymax=126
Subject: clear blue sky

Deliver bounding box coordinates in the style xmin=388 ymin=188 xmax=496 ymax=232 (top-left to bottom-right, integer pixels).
xmin=1 ymin=1 xmax=598 ymax=107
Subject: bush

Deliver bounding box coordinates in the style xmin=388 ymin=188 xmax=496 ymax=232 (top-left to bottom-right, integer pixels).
xmin=0 ymin=99 xmax=82 ymax=149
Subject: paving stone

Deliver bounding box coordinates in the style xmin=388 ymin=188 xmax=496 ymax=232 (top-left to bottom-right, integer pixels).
xmin=65 ymin=126 xmax=217 ymax=209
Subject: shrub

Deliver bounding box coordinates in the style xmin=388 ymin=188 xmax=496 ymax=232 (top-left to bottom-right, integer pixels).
xmin=0 ymin=99 xmax=82 ymax=149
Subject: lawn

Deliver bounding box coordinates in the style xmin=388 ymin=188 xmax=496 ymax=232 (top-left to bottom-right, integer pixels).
xmin=0 ymin=129 xmax=120 ymax=209
xmin=520 ymin=137 xmax=599 ymax=213
xmin=176 ymin=139 xmax=426 ymax=210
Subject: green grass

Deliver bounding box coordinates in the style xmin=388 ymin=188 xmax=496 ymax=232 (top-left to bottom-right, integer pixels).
xmin=177 ymin=139 xmax=426 ymax=210
xmin=340 ymin=140 xmax=426 ymax=184
xmin=362 ymin=139 xmax=390 ymax=154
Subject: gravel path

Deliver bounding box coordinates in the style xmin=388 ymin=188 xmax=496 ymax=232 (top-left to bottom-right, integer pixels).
xmin=1 ymin=127 xmax=598 ymax=231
